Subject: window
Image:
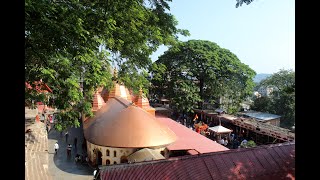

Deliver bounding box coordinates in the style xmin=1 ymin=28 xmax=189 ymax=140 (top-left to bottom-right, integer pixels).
xmin=120 ymin=156 xmax=128 ymax=163
xmin=114 ymin=151 xmax=117 ymax=157
xmin=106 ymin=149 xmax=110 ymax=156
xmin=114 ymin=161 xmax=117 ymax=164
xmin=106 ymin=159 xmax=110 ymax=165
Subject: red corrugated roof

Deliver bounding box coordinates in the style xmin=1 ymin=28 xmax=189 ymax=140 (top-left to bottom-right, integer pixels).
xmin=25 ymin=81 xmax=53 ymax=93
xmin=156 ymin=116 xmax=229 ymax=153
xmin=99 ymin=142 xmax=295 ymax=180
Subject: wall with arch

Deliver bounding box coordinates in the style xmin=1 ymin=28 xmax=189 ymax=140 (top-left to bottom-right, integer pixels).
xmin=87 ymin=141 xmax=136 ymax=165
xmin=87 ymin=141 xmax=167 ymax=165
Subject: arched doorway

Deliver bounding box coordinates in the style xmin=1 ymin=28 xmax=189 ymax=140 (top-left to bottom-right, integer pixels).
xmin=120 ymin=155 xmax=128 ymax=163
xmin=95 ymin=149 xmax=102 ymax=166
xmin=106 ymin=159 xmax=110 ymax=165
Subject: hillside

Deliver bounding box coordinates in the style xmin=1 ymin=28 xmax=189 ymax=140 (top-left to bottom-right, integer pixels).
xmin=253 ymin=73 xmax=272 ymax=83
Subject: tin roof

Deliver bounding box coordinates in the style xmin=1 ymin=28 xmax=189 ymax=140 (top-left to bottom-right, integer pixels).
xmin=99 ymin=142 xmax=295 ymax=180
xmin=156 ymin=116 xmax=229 ymax=153
xmin=241 ymin=111 xmax=281 ymax=121
xmin=85 ymin=104 xmax=176 ymax=148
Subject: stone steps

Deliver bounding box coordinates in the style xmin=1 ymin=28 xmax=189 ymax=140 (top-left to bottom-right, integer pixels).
xmin=25 ymin=121 xmax=51 ymax=180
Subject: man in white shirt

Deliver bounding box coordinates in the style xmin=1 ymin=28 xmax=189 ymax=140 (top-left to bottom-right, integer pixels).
xmin=54 ymin=142 xmax=59 ymax=154
xmin=219 ymin=138 xmax=225 ymax=145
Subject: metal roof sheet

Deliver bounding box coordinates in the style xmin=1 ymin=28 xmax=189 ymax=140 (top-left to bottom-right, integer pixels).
xmin=99 ymin=142 xmax=295 ymax=180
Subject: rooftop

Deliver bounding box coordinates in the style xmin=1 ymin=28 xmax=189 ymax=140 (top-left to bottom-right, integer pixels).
xmin=85 ymin=102 xmax=177 ymax=148
xmin=156 ymin=115 xmax=228 ymax=154
xmin=99 ymin=142 xmax=295 ymax=180
xmin=240 ymin=111 xmax=281 ymax=121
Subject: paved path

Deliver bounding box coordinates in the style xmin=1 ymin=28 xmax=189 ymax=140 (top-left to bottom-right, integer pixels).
xmin=25 ymin=106 xmax=94 ymax=180
xmin=25 ymin=119 xmax=51 ymax=180
xmin=48 ymin=123 xmax=94 ymax=180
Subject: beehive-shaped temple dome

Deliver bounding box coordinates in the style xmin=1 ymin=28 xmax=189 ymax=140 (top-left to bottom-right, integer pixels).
xmin=133 ymin=89 xmax=155 ymax=116
xmin=84 ymin=96 xmax=132 ymax=130
xmin=92 ymin=91 xmax=106 ymax=113
xmin=84 ymin=105 xmax=177 ymax=148
xmin=101 ymin=81 xmax=132 ymax=102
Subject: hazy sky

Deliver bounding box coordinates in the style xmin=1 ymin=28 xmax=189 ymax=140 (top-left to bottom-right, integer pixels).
xmin=150 ymin=0 xmax=295 ymax=74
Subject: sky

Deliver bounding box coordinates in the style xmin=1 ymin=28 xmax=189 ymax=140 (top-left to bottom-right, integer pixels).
xmin=150 ymin=0 xmax=295 ymax=74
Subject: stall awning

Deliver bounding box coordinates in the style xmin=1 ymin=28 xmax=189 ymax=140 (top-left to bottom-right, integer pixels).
xmin=208 ymin=125 xmax=232 ymax=134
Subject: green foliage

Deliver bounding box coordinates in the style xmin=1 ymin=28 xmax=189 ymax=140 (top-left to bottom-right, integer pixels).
xmin=118 ymin=61 xmax=151 ymax=96
xmin=241 ymin=140 xmax=256 ymax=148
xmin=256 ymin=69 xmax=295 ymax=93
xmin=25 ymin=0 xmax=187 ymax=129
xmin=151 ymin=40 xmax=256 ymax=114
xmin=251 ymin=96 xmax=273 ymax=113
xmin=252 ymin=69 xmax=295 ymax=129
xmin=236 ymin=0 xmax=255 ymax=8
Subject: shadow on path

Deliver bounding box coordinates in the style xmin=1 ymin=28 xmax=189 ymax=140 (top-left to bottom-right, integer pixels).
xmin=48 ymin=123 xmax=93 ymax=179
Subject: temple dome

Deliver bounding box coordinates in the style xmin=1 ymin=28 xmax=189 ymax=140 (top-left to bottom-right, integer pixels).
xmin=84 ymin=104 xmax=177 ymax=148
xmin=101 ymin=81 xmax=132 ymax=102
xmin=92 ymin=91 xmax=106 ymax=113
xmin=84 ymin=96 xmax=131 ymax=130
xmin=133 ymin=89 xmax=155 ymax=116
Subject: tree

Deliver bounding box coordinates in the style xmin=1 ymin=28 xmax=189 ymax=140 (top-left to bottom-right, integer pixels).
xmin=118 ymin=61 xmax=151 ymax=96
xmin=25 ymin=0 xmax=188 ymax=130
xmin=252 ymin=69 xmax=295 ymax=129
xmin=251 ymin=96 xmax=272 ymax=113
xmin=236 ymin=0 xmax=255 ymax=8
xmin=151 ymin=40 xmax=256 ymax=114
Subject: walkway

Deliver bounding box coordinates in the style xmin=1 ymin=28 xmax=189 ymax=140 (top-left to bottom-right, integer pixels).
xmin=25 ymin=118 xmax=51 ymax=180
xmin=25 ymin=108 xmax=51 ymax=180
xmin=47 ymin=122 xmax=94 ymax=180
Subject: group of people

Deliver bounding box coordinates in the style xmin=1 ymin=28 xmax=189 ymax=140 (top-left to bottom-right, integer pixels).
xmin=218 ymin=137 xmax=229 ymax=146
xmin=75 ymin=153 xmax=89 ymax=163
xmin=54 ymin=131 xmax=85 ymax=158
xmin=54 ymin=141 xmax=73 ymax=156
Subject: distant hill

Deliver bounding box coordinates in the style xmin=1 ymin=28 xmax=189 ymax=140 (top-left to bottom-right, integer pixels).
xmin=253 ymin=73 xmax=272 ymax=83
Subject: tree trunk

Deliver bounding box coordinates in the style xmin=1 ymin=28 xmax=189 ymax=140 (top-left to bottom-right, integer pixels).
xmin=198 ymin=78 xmax=204 ymax=109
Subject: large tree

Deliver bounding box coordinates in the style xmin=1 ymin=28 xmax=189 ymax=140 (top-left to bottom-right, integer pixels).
xmin=151 ymin=40 xmax=256 ymax=114
xmin=252 ymin=69 xmax=295 ymax=129
xmin=25 ymin=0 xmax=188 ymax=130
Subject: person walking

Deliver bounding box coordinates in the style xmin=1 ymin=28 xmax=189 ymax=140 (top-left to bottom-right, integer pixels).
xmin=54 ymin=142 xmax=59 ymax=155
xmin=67 ymin=144 xmax=72 ymax=157
xmin=93 ymin=167 xmax=100 ymax=180
xmin=223 ymin=137 xmax=228 ymax=147
xmin=65 ymin=131 xmax=69 ymax=143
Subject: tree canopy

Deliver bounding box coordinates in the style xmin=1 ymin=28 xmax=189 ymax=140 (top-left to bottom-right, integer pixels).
xmin=236 ymin=0 xmax=255 ymax=8
xmin=251 ymin=69 xmax=295 ymax=129
xmin=150 ymin=40 xmax=256 ymax=114
xmin=25 ymin=0 xmax=188 ymax=130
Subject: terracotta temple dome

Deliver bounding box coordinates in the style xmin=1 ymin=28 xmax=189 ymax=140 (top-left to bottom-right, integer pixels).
xmin=84 ymin=96 xmax=132 ymax=130
xmin=84 ymin=105 xmax=177 ymax=148
xmin=101 ymin=81 xmax=132 ymax=102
